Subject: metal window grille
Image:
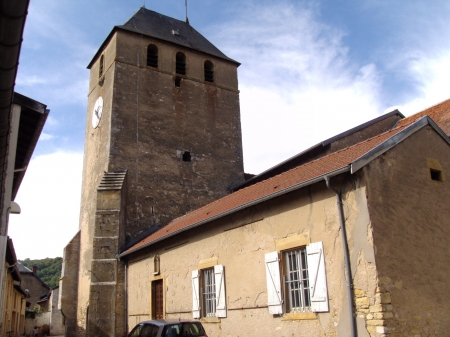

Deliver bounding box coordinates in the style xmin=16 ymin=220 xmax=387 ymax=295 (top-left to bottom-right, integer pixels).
xmin=284 ymin=248 xmax=311 ymax=312
xmin=202 ymin=268 xmax=216 ymax=317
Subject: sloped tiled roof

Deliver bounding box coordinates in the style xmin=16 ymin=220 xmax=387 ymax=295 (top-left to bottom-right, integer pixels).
xmin=122 ymin=118 xmax=443 ymax=257
xmin=88 ymin=7 xmax=238 ymax=68
xmin=397 ymin=98 xmax=450 ymax=135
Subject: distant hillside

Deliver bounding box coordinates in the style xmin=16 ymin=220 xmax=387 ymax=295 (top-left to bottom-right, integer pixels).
xmin=19 ymin=257 xmax=63 ymax=288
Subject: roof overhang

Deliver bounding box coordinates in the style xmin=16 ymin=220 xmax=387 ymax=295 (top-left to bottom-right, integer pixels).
xmin=0 ymin=0 xmax=30 ymax=210
xmin=351 ymin=116 xmax=450 ymax=173
xmin=11 ymin=92 xmax=49 ymax=199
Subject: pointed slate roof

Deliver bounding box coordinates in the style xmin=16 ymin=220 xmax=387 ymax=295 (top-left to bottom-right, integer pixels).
xmin=121 ymin=116 xmax=449 ymax=257
xmin=88 ymin=7 xmax=239 ymax=68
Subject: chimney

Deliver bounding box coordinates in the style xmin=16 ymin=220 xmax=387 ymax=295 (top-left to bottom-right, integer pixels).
xmin=32 ymin=266 xmax=37 ymax=274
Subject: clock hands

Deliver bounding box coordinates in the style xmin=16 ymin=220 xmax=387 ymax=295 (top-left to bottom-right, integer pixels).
xmin=95 ymin=106 xmax=101 ymax=119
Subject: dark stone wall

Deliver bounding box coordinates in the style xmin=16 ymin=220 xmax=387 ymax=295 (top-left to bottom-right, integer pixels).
xmin=109 ymin=31 xmax=244 ymax=241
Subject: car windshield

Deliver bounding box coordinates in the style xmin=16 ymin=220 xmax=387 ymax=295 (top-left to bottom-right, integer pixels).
xmin=162 ymin=322 xmax=206 ymax=337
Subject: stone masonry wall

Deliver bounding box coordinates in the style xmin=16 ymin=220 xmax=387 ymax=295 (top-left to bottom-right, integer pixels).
xmin=111 ymin=31 xmax=244 ymax=241
xmin=364 ymin=125 xmax=450 ymax=336
xmin=60 ymin=231 xmax=80 ymax=337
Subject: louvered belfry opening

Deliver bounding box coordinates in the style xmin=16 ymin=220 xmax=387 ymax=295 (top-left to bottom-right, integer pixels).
xmin=99 ymin=55 xmax=104 ymax=78
xmin=147 ymin=44 xmax=158 ymax=68
xmin=204 ymin=60 xmax=214 ymax=82
xmin=176 ymin=52 xmax=186 ymax=75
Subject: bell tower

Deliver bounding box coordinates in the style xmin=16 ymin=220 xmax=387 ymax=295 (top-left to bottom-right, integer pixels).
xmin=63 ymin=7 xmax=244 ymax=337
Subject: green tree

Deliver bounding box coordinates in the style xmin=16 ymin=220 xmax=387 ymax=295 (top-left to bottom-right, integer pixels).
xmin=19 ymin=257 xmax=63 ymax=288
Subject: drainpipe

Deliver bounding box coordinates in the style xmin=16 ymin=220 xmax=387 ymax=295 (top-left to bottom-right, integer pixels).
xmin=324 ymin=176 xmax=356 ymax=337
xmin=123 ymin=257 xmax=128 ymax=336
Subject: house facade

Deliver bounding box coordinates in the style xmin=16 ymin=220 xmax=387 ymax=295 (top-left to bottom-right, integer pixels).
xmin=121 ymin=115 xmax=450 ymax=337
xmin=1 ymin=239 xmax=28 ymax=337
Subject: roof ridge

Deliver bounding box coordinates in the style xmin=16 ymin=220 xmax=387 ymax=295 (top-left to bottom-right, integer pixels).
xmin=237 ymin=122 xmax=408 ymax=190
xmin=406 ymin=97 xmax=450 ymax=118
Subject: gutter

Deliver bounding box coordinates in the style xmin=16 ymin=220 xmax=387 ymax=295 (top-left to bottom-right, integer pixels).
xmin=120 ymin=166 xmax=351 ymax=257
xmin=324 ymin=176 xmax=356 ymax=337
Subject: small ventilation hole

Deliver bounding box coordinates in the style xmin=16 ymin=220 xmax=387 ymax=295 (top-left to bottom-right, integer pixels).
xmin=430 ymin=169 xmax=443 ymax=181
xmin=182 ymin=151 xmax=191 ymax=162
xmin=175 ymin=76 xmax=182 ymax=87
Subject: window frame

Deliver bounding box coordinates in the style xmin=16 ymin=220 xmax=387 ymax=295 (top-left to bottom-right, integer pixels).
xmin=281 ymin=247 xmax=311 ymax=313
xmin=201 ymin=268 xmax=216 ymax=317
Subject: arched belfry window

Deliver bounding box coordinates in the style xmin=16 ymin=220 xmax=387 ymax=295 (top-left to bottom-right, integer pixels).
xmin=176 ymin=52 xmax=186 ymax=75
xmin=147 ymin=44 xmax=158 ymax=68
xmin=99 ymin=55 xmax=104 ymax=78
xmin=204 ymin=60 xmax=214 ymax=82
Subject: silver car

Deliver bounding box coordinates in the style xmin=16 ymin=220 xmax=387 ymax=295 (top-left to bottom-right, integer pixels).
xmin=128 ymin=319 xmax=208 ymax=337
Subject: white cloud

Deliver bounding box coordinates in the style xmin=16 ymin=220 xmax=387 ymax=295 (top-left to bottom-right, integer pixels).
xmin=8 ymin=152 xmax=83 ymax=259
xmin=212 ymin=2 xmax=382 ymax=173
xmin=16 ymin=76 xmax=48 ymax=87
xmin=38 ymin=133 xmax=55 ymax=141
xmin=395 ymin=51 xmax=450 ymax=117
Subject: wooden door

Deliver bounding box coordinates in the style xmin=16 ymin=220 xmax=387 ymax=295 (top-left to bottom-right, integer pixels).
xmin=152 ymin=280 xmax=163 ymax=319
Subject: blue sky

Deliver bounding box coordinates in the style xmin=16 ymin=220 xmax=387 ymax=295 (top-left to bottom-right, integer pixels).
xmin=9 ymin=0 xmax=450 ymax=259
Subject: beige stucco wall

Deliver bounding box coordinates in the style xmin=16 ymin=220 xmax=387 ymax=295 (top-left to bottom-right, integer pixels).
xmin=127 ymin=180 xmax=378 ymax=337
xmin=364 ymin=125 xmax=450 ymax=336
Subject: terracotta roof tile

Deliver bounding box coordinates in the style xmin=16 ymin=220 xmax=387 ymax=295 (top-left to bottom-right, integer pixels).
xmin=397 ymin=98 xmax=450 ymax=134
xmin=122 ymin=124 xmax=409 ymax=256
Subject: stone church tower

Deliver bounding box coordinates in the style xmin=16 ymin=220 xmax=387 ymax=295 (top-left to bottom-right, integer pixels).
xmin=60 ymin=7 xmax=244 ymax=337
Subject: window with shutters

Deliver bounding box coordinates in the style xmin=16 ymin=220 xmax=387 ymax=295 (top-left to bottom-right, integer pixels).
xmin=192 ymin=265 xmax=226 ymax=319
xmin=264 ymin=241 xmax=329 ymax=316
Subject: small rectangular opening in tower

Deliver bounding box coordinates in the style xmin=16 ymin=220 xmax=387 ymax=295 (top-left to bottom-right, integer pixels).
xmin=175 ymin=76 xmax=182 ymax=87
xmin=430 ymin=168 xmax=443 ymax=181
xmin=182 ymin=151 xmax=191 ymax=162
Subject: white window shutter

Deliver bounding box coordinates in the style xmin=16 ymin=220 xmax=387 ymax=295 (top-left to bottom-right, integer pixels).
xmin=306 ymin=242 xmax=329 ymax=312
xmin=192 ymin=270 xmax=200 ymax=318
xmin=264 ymin=251 xmax=283 ymax=315
xmin=214 ymin=265 xmax=226 ymax=318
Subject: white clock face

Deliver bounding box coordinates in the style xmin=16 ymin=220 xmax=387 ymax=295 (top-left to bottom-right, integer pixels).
xmin=92 ymin=96 xmax=103 ymax=128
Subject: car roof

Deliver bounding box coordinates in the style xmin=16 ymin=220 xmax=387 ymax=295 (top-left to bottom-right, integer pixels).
xmin=138 ymin=319 xmax=201 ymax=327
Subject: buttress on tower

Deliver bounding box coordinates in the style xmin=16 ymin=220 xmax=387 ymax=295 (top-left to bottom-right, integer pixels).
xmin=60 ymin=8 xmax=244 ymax=337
